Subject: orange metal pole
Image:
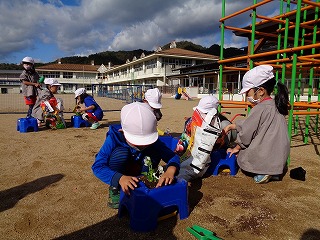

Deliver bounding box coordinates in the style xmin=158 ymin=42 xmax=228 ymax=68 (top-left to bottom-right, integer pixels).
xmin=300 ymin=18 xmax=320 ymax=27
xmin=256 ymin=58 xmax=291 ymax=64
xmin=298 ymin=56 xmax=320 ymax=63
xmin=220 ymin=0 xmax=272 ymax=22
xmin=293 ymin=111 xmax=320 ymax=115
xmin=302 ymin=53 xmax=320 ymax=58
xmin=221 ymin=105 xmax=250 ymax=109
xmin=218 ymin=43 xmax=320 ymax=64
xmin=304 ymin=30 xmax=320 ymax=37
xmin=302 ymin=0 xmax=320 ymax=8
xmin=255 ymin=14 xmax=288 ymax=24
xmin=222 ymin=66 xmax=249 ymax=71
xmin=224 ymin=25 xmax=296 ymax=41
xmin=287 ymin=62 xmax=320 ymax=67
xmin=254 ymin=5 xmax=314 ymax=27
xmin=277 ymin=23 xmax=314 ymax=32
xmin=220 ymin=100 xmax=253 ymax=106
xmin=254 ymin=63 xmax=283 ymax=68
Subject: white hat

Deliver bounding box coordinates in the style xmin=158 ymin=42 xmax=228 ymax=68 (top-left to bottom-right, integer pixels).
xmin=22 ymin=56 xmax=34 ymax=64
xmin=74 ymin=88 xmax=86 ymax=98
xmin=121 ymin=102 xmax=158 ymax=146
xmin=144 ymin=88 xmax=162 ymax=109
xmin=239 ymin=65 xmax=274 ymax=94
xmin=44 ymin=78 xmax=61 ymax=86
xmin=193 ymin=95 xmax=219 ymax=114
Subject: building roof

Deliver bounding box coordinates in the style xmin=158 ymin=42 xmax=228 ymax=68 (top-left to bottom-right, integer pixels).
xmin=35 ymin=48 xmax=217 ymax=72
xmin=156 ymin=48 xmax=218 ymax=59
xmin=36 ymin=63 xmax=99 ymax=72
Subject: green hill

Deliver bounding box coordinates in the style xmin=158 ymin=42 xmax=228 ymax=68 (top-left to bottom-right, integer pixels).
xmin=0 ymin=41 xmax=245 ymax=69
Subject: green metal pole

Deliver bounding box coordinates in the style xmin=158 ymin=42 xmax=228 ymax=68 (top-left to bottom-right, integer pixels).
xmin=275 ymin=0 xmax=284 ymax=81
xmin=317 ymin=77 xmax=320 ymax=133
xmin=288 ymin=0 xmax=302 ymax=164
xmin=219 ymin=0 xmax=226 ymax=108
xmin=249 ymin=0 xmax=257 ymax=69
xmin=295 ymin=7 xmax=307 ymax=135
xmin=281 ymin=0 xmax=291 ymax=84
xmin=307 ymin=0 xmax=319 ymax=136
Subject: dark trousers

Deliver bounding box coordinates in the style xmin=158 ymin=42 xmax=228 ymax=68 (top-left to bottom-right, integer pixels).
xmin=27 ymin=105 xmax=34 ymax=118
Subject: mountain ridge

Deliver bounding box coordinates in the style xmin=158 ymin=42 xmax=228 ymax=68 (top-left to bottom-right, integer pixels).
xmin=0 ymin=41 xmax=245 ymax=70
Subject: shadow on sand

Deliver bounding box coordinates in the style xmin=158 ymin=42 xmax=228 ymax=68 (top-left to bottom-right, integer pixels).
xmin=0 ymin=174 xmax=64 ymax=212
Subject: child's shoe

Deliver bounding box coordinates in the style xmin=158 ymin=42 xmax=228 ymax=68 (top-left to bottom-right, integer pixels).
xmin=108 ymin=186 xmax=120 ymax=209
xmin=90 ymin=122 xmax=101 ymax=130
xmin=254 ymin=174 xmax=272 ymax=184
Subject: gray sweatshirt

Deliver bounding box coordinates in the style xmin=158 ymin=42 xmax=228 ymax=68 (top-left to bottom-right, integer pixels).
xmin=235 ymin=99 xmax=290 ymax=175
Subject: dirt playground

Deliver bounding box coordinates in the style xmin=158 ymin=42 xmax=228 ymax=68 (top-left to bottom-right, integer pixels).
xmin=0 ymin=96 xmax=319 ymax=240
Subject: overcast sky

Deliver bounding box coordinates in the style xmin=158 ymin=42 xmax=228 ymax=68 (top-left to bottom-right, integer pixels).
xmin=0 ymin=0 xmax=280 ymax=64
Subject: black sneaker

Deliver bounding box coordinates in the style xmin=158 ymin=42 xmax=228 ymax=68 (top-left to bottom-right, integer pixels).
xmin=108 ymin=186 xmax=120 ymax=209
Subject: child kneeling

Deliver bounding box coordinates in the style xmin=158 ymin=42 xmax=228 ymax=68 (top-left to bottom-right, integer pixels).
xmin=92 ymin=102 xmax=180 ymax=209
xmin=74 ymin=88 xmax=103 ymax=130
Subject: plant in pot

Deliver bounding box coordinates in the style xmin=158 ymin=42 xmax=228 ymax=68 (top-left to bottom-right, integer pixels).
xmin=139 ymin=156 xmax=164 ymax=189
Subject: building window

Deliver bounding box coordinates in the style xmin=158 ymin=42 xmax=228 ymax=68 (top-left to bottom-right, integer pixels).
xmin=134 ymin=63 xmax=143 ymax=72
xmin=120 ymin=69 xmax=127 ymax=75
xmin=63 ymin=72 xmax=73 ymax=78
xmin=146 ymin=59 xmax=156 ymax=69
xmin=162 ymin=58 xmax=192 ymax=68
xmin=38 ymin=71 xmax=60 ymax=78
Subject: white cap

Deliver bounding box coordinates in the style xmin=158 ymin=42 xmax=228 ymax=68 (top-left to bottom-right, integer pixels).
xmin=74 ymin=88 xmax=86 ymax=98
xmin=121 ymin=102 xmax=158 ymax=146
xmin=44 ymin=78 xmax=61 ymax=86
xmin=22 ymin=56 xmax=34 ymax=64
xmin=144 ymin=88 xmax=162 ymax=109
xmin=193 ymin=95 xmax=219 ymax=114
xmin=239 ymin=65 xmax=274 ymax=94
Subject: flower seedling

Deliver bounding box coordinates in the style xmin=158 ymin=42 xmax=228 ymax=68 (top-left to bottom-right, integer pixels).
xmin=141 ymin=156 xmax=164 ymax=183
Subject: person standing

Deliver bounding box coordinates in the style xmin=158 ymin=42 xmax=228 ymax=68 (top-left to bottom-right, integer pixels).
xmin=19 ymin=57 xmax=41 ymax=118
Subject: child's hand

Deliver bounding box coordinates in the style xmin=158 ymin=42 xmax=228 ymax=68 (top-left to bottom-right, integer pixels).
xmin=224 ymin=123 xmax=236 ymax=134
xmin=119 ymin=175 xmax=139 ymax=195
xmin=227 ymin=145 xmax=240 ymax=157
xmin=156 ymin=166 xmax=176 ymax=188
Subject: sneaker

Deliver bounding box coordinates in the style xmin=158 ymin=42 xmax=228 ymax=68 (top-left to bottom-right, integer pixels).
xmin=108 ymin=186 xmax=120 ymax=209
xmin=254 ymin=174 xmax=272 ymax=184
xmin=90 ymin=122 xmax=101 ymax=130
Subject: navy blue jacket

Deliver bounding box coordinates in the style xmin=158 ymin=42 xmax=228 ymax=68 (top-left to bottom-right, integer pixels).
xmin=92 ymin=125 xmax=180 ymax=186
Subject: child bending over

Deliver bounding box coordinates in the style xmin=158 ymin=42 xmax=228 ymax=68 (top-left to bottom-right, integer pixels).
xmin=32 ymin=78 xmax=66 ymax=129
xmin=74 ymin=88 xmax=103 ymax=130
xmin=92 ymin=102 xmax=180 ymax=209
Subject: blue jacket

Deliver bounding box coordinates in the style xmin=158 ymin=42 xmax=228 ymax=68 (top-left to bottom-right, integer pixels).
xmin=92 ymin=125 xmax=180 ymax=186
xmin=84 ymin=95 xmax=103 ymax=120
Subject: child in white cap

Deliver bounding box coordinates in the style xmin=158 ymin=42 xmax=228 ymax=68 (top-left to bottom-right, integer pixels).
xmin=224 ymin=65 xmax=290 ymax=184
xmin=143 ymin=88 xmax=163 ymax=121
xmin=175 ymin=95 xmax=236 ymax=157
xmin=74 ymin=88 xmax=103 ymax=130
xmin=92 ymin=102 xmax=180 ymax=209
xmin=19 ymin=56 xmax=41 ymax=118
xmin=32 ymin=78 xmax=66 ymax=129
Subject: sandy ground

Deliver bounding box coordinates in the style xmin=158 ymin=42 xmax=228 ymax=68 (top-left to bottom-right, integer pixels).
xmin=0 ymin=96 xmax=320 ymax=240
